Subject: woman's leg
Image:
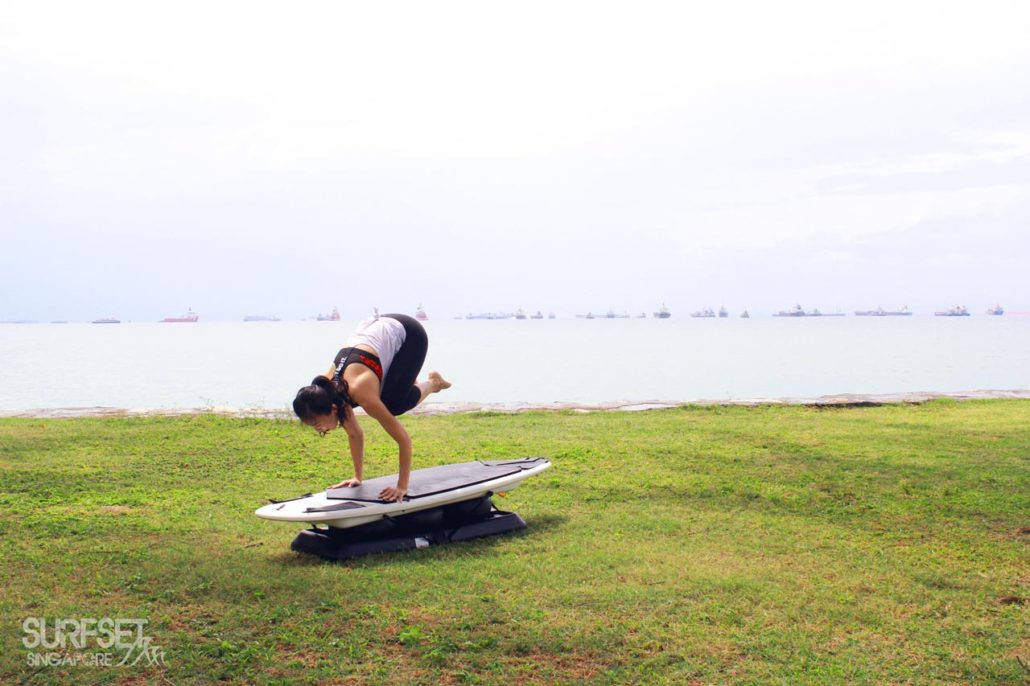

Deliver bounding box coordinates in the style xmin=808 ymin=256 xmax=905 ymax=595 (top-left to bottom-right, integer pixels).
xmin=379 ymin=314 xmax=433 ymax=415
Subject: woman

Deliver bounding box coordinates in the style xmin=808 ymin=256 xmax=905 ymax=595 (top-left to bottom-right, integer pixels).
xmin=292 ymin=313 xmax=451 ymax=502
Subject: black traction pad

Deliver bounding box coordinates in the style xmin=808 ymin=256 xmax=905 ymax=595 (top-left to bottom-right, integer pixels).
xmin=326 ymin=457 xmax=548 ymax=503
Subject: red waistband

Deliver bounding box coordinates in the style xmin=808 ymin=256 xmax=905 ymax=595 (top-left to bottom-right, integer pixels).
xmin=351 ymin=351 xmax=383 ymax=381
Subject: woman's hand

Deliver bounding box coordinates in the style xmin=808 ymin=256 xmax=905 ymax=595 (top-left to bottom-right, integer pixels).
xmin=379 ymin=485 xmax=408 ymax=502
xmin=329 ymin=477 xmax=362 ymax=489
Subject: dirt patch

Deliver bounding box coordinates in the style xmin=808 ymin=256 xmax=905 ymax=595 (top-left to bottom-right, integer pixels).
xmin=493 ymin=651 xmax=608 ymax=682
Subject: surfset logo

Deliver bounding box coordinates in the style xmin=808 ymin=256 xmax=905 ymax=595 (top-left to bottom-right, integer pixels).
xmin=22 ymin=617 xmax=166 ymax=668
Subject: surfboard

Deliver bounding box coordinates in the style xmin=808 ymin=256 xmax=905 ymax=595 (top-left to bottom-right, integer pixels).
xmin=255 ymin=457 xmax=551 ymax=529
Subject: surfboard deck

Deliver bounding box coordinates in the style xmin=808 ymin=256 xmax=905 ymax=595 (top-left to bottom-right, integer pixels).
xmin=255 ymin=457 xmax=550 ymax=529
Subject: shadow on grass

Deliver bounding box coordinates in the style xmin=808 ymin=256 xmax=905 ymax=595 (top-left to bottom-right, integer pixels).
xmin=266 ymin=513 xmax=570 ymax=568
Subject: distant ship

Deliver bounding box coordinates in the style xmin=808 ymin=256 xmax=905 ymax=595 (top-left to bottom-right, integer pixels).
xmin=515 ymin=308 xmax=527 ymax=320
xmin=774 ymin=305 xmax=845 ymax=317
xmin=934 ymin=306 xmax=970 ymax=317
xmin=855 ymin=306 xmax=912 ymax=317
xmin=635 ymin=312 xmax=647 ymax=319
xmin=162 ymin=309 xmax=199 ymax=323
xmin=576 ymin=312 xmax=596 ymax=319
xmin=531 ymin=311 xmax=545 ymax=320
xmin=244 ymin=315 xmax=281 ymax=322
xmin=740 ymin=310 xmax=750 ymax=319
xmin=548 ymin=312 xmax=556 ymax=319
xmin=92 ymin=316 xmax=120 ymax=324
xmin=653 ymin=304 xmax=671 ymax=319
xmin=316 ymin=307 xmax=340 ymax=321
xmin=466 ymin=312 xmax=511 ymax=320
xmin=415 ymin=304 xmax=428 ymax=321
xmin=986 ymin=304 xmax=1004 ymax=316
xmin=774 ymin=304 xmax=805 ymax=317
xmin=604 ymin=309 xmax=630 ymax=319
xmin=691 ymin=308 xmax=716 ymax=318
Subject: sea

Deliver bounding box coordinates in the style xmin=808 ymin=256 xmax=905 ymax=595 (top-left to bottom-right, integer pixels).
xmin=1 ymin=316 xmax=1028 ymax=414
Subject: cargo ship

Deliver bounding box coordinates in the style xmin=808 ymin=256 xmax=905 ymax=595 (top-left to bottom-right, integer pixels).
xmin=466 ymin=312 xmax=511 ymax=320
xmin=91 ymin=316 xmax=120 ymax=324
xmin=653 ymin=303 xmax=671 ymax=319
xmin=934 ymin=306 xmax=970 ymax=317
xmin=316 ymin=307 xmax=340 ymax=321
xmin=691 ymin=308 xmax=716 ymax=318
xmin=774 ymin=305 xmax=845 ymax=317
xmin=855 ymin=306 xmax=912 ymax=316
xmin=774 ymin=304 xmax=806 ymax=317
xmin=162 ymin=309 xmax=198 ymax=323
xmin=986 ymin=304 xmax=1004 ymax=316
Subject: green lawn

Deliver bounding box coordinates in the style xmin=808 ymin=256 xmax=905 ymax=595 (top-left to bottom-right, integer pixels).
xmin=1 ymin=400 xmax=1028 ymax=684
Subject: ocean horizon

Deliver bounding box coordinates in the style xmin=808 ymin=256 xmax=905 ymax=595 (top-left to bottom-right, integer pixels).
xmin=2 ymin=317 xmax=1028 ymax=414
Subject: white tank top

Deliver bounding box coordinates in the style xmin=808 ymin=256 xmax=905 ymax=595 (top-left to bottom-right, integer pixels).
xmin=345 ymin=316 xmax=407 ymax=384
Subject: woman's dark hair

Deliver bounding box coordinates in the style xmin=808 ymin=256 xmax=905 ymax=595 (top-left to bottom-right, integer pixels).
xmin=293 ymin=376 xmax=349 ymax=421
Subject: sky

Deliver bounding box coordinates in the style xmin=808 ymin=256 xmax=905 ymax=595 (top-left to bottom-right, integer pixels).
xmin=2 ymin=0 xmax=1029 ymax=321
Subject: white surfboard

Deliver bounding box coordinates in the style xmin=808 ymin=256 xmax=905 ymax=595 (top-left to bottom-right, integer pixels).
xmin=256 ymin=458 xmax=551 ymax=529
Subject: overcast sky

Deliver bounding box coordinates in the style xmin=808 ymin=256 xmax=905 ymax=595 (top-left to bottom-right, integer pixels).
xmin=2 ymin=0 xmax=1028 ymax=321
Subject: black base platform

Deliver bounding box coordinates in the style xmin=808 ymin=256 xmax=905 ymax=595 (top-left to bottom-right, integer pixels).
xmin=290 ymin=495 xmax=526 ymax=562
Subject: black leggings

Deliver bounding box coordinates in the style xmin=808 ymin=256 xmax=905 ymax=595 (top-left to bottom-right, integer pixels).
xmin=380 ymin=314 xmax=428 ymax=416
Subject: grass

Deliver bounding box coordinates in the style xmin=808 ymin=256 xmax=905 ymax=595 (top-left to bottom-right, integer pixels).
xmin=0 ymin=399 xmax=1028 ymax=685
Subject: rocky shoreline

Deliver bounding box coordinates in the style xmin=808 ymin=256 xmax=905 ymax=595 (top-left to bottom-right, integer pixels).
xmin=2 ymin=389 xmax=1028 ymax=419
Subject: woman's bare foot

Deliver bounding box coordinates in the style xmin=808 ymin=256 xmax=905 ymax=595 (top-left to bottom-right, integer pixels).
xmin=428 ymin=371 xmax=452 ymax=392
xmin=415 ymin=372 xmax=451 ymax=408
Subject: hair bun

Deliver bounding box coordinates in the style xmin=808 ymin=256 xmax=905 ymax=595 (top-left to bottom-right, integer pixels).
xmin=294 ymin=375 xmax=350 ymax=420
xmin=311 ymin=374 xmax=350 ymax=405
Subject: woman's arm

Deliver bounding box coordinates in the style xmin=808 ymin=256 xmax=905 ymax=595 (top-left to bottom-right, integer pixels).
xmin=328 ymin=404 xmax=365 ymax=489
xmin=350 ymin=389 xmax=412 ymax=502
xmin=342 ymin=404 xmax=364 ymax=480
